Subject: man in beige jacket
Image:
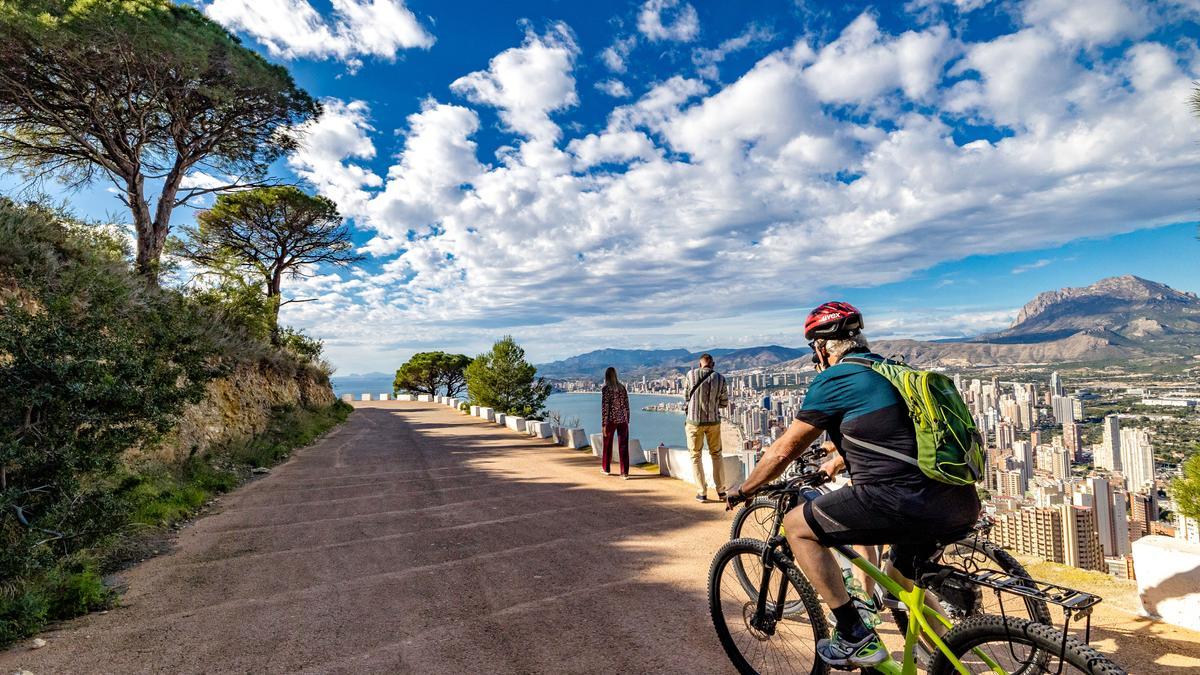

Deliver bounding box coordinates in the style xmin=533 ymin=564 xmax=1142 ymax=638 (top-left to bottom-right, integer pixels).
xmin=681 ymin=354 xmax=729 ymax=502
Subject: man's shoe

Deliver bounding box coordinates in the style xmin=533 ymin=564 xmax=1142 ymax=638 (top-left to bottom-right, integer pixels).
xmin=695 ymin=493 xmax=707 ymax=502
xmin=853 ymin=597 xmax=883 ymax=629
xmin=717 ymin=491 xmax=727 ymax=501
xmin=815 ymin=630 xmax=887 ymax=668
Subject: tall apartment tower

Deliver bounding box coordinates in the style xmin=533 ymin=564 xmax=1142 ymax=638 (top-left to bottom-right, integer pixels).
xmin=1118 ymin=428 xmax=1154 ymax=492
xmin=992 ymin=508 xmax=1066 ymax=563
xmin=1012 ymin=440 xmax=1034 ymax=487
xmin=1074 ymin=477 xmax=1131 ymax=557
xmin=1061 ymin=504 xmax=1105 ymax=571
xmin=1063 ymin=421 xmax=1083 ymax=463
xmin=1050 ymin=371 xmax=1064 ymax=397
xmin=1129 ymin=491 xmax=1158 ymax=542
xmin=1097 ymin=415 xmax=1122 ymax=472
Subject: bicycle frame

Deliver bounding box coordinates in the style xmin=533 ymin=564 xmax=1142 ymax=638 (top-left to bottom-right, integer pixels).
xmin=747 ymin=465 xmax=1005 ymax=675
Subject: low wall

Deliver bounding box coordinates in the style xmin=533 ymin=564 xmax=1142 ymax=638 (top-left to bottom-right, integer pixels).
xmin=658 ymin=447 xmax=745 ymax=492
xmin=1133 ymin=536 xmax=1200 ymax=631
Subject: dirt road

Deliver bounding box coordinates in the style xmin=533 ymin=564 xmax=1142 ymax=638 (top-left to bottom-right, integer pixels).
xmin=2 ymin=402 xmax=737 ymax=673
xmin=3 ymin=401 xmax=1198 ymax=673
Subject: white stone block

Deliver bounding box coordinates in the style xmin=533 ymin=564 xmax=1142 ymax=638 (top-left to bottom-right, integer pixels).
xmin=627 ymin=439 xmax=646 ymax=464
xmin=530 ymin=421 xmax=553 ymax=439
xmin=494 ymin=413 xmax=506 ymax=427
xmin=361 ymin=393 xmax=372 ymax=401
xmin=379 ymin=393 xmax=390 ymax=401
xmin=1133 ymin=536 xmax=1200 ymax=631
xmin=479 ymin=407 xmax=494 ymax=421
xmin=470 ymin=405 xmax=480 ymax=417
xmin=449 ymin=398 xmax=461 ymax=410
xmin=417 ymin=394 xmax=432 ymax=402
xmin=589 ymin=433 xmax=603 ymax=457
xmin=341 ymin=393 xmax=352 ymax=402
xmin=506 ymin=416 xmax=525 ymax=432
xmin=657 ymin=447 xmax=744 ymax=491
xmin=395 ymin=394 xmax=413 ymax=401
xmin=564 ymin=428 xmax=587 ymax=449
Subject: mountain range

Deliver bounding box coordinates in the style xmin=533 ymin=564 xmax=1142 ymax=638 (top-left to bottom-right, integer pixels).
xmin=536 ymin=275 xmax=1200 ymax=377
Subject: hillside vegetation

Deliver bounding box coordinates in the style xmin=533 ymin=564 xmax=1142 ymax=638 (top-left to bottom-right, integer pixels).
xmin=0 ymin=200 xmax=349 ymax=646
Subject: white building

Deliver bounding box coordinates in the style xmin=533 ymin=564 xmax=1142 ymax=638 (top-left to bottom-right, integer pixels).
xmin=1097 ymin=415 xmax=1122 ymax=472
xmin=1118 ymin=427 xmax=1154 ymax=492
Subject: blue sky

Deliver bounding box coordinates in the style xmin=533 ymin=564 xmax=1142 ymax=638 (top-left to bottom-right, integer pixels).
xmin=6 ymin=0 xmax=1200 ymax=373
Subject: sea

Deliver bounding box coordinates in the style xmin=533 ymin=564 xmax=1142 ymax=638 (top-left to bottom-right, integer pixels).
xmin=330 ymin=374 xmax=686 ymax=448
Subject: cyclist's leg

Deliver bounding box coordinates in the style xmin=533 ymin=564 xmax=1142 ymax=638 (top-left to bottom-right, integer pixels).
xmin=781 ymin=507 xmax=850 ymax=608
xmin=853 ymin=544 xmax=879 ymax=597
xmin=889 ymin=542 xmax=950 ymax=637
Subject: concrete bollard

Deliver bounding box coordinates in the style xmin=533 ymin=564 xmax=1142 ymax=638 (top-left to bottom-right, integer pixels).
xmin=417 ymin=394 xmax=432 ymax=402
xmin=495 ymin=413 xmax=506 ymax=427
xmin=1133 ymin=536 xmax=1200 ymax=631
xmin=397 ymin=394 xmax=414 ymax=402
xmin=564 ymin=428 xmax=587 ymax=449
xmin=379 ymin=393 xmax=390 ymax=401
xmin=479 ymin=407 xmax=494 ymax=421
xmin=341 ymin=393 xmax=352 ymax=402
xmin=589 ymin=433 xmax=603 ymax=457
xmin=506 ymin=416 xmax=525 ymax=432
xmin=361 ymin=393 xmax=372 ymax=401
xmin=530 ymin=421 xmax=553 ymax=439
xmin=628 ymin=439 xmax=646 ymax=464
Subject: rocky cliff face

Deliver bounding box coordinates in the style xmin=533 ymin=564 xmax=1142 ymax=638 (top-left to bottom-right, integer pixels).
xmin=138 ymin=364 xmax=335 ymax=464
xmin=1002 ymin=275 xmax=1200 ymax=338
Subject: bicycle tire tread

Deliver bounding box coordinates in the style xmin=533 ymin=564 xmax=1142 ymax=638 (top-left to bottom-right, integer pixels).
xmin=928 ymin=614 xmax=1127 ymax=675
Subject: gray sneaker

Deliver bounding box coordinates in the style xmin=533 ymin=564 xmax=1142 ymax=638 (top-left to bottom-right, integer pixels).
xmin=816 ymin=630 xmax=887 ymax=668
xmin=695 ymin=493 xmax=707 ymax=502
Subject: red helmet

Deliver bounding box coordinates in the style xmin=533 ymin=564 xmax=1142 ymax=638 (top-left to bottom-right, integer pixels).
xmin=804 ymin=301 xmax=864 ymax=341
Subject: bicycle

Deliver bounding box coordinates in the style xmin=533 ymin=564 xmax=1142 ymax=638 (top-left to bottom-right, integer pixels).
xmin=728 ymin=445 xmax=1052 ymax=630
xmin=710 ymin=475 xmax=1127 ymax=674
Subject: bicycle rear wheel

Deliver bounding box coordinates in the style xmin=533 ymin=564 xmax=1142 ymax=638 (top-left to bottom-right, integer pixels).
xmin=929 ymin=614 xmax=1127 ymax=675
xmin=730 ymin=497 xmax=779 ymax=541
xmin=709 ymin=538 xmax=830 ymax=675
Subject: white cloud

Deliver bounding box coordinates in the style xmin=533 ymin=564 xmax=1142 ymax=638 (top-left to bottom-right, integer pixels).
xmin=287 ymin=12 xmax=1200 ymax=370
xmin=450 ymin=24 xmax=580 ymax=141
xmin=288 ymin=99 xmax=382 ymax=216
xmin=202 ymin=0 xmax=433 ymax=67
xmin=1011 ymin=258 xmax=1055 ymax=274
xmin=595 ymin=79 xmax=633 ymax=97
xmin=601 ymin=35 xmax=638 ymax=73
xmin=1021 ymin=0 xmax=1152 ymax=46
xmin=637 ymin=0 xmax=700 ymax=42
xmin=692 ymin=24 xmax=774 ymax=80
xmin=801 ymin=13 xmax=954 ymax=105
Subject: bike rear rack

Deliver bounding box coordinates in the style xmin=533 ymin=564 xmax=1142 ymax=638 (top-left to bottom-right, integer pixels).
xmin=926 ymin=565 xmax=1102 ymax=675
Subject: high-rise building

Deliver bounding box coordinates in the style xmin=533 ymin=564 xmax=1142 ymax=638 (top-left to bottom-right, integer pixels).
xmin=992 ymin=507 xmax=1065 ymax=562
xmin=1061 ymin=504 xmax=1105 ymax=571
xmin=1097 ymin=415 xmax=1122 ymax=472
xmin=1013 ymin=440 xmax=1034 ymax=487
xmin=1074 ymin=477 xmax=1130 ymax=557
xmin=1129 ymin=491 xmax=1158 ymax=542
xmin=1050 ymin=447 xmax=1071 ymax=480
xmin=1177 ymin=515 xmax=1200 ymax=544
xmin=1050 ymin=371 xmax=1064 ymax=397
xmin=1062 ymin=421 xmax=1083 ymax=463
xmin=1118 ymin=428 xmax=1154 ymax=492
xmin=1051 ymin=395 xmax=1077 ymax=424
xmin=998 ymin=469 xmax=1026 ymax=498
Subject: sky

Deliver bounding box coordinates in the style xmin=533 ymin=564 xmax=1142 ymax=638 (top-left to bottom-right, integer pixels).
xmin=8 ymin=0 xmax=1200 ymax=373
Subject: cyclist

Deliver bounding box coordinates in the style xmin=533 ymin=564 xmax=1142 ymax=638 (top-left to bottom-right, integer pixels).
xmin=725 ymin=301 xmax=981 ymax=668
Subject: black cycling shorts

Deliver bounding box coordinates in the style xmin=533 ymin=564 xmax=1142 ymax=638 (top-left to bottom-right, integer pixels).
xmin=801 ymin=484 xmax=975 ymax=580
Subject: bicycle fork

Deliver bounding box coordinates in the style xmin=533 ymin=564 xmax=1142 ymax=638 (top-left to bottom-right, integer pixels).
xmin=751 ymin=536 xmax=790 ymax=636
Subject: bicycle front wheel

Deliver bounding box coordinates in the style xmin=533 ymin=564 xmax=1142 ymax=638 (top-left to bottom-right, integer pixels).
xmin=709 ymin=538 xmax=829 ymax=675
xmin=929 ymin=614 xmax=1127 ymax=675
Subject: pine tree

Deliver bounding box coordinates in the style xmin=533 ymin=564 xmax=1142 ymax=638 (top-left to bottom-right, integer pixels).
xmin=465 ymin=336 xmax=551 ymax=418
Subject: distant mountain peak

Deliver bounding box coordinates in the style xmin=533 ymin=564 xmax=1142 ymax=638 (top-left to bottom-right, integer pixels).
xmin=1009 ymin=275 xmax=1197 ymax=331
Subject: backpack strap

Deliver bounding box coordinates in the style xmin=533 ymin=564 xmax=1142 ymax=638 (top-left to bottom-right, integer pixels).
xmin=841 ymin=433 xmax=921 ymax=468
xmin=684 ymin=369 xmax=715 ymax=403
xmin=840 ymin=356 xmax=875 ymax=368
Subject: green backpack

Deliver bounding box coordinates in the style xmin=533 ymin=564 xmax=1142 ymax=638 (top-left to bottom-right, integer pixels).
xmin=841 ymin=356 xmax=984 ymax=486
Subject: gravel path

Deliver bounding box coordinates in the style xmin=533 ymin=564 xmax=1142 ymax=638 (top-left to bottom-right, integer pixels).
xmin=3 ymin=400 xmax=1197 ymax=673
xmin=1 ymin=401 xmax=736 ymax=674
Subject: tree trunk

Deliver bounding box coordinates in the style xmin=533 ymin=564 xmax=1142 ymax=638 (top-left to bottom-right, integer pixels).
xmin=268 ymin=272 xmax=283 ymax=345
xmin=129 ymin=175 xmax=158 ymax=284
